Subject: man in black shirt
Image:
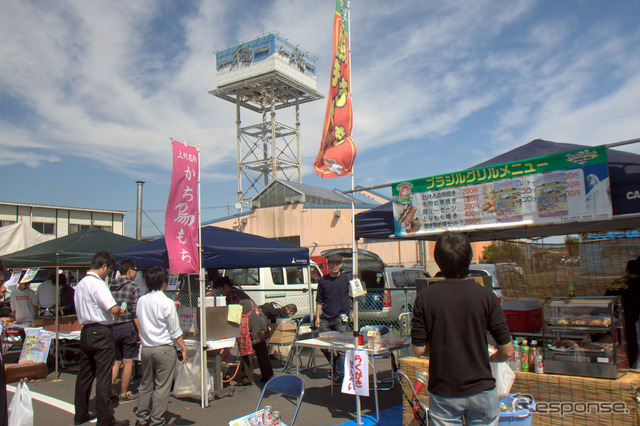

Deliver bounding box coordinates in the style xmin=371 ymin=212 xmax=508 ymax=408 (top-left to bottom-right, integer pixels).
xmin=411 ymin=232 xmax=513 ymax=425
xmin=605 ymin=259 xmax=640 ymax=368
xmin=315 ymin=254 xmax=351 ymax=383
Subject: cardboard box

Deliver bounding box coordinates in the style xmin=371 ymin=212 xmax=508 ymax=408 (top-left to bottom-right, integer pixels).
xmin=502 ymin=299 xmax=543 ymax=332
xmin=42 ymin=315 xmax=82 ymax=332
xmin=269 ymin=321 xmax=297 ymax=345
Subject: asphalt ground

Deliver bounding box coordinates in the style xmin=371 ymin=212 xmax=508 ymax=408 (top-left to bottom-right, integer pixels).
xmin=4 ymin=347 xmax=405 ymax=426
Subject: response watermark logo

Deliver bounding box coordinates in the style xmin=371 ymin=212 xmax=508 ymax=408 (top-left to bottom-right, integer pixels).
xmin=521 ymin=394 xmax=630 ymax=415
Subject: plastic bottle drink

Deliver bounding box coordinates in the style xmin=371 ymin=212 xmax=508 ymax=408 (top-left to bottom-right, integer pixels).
xmin=520 ymin=340 xmax=530 ymax=372
xmin=529 ymin=340 xmax=538 ymax=369
xmin=568 ymin=270 xmax=575 ymax=297
xmin=511 ymin=340 xmax=521 ymax=371
xmin=535 ymin=348 xmax=544 ymax=374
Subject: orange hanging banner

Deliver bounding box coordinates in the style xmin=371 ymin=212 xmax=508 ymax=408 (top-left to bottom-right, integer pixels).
xmin=314 ymin=0 xmax=356 ymax=178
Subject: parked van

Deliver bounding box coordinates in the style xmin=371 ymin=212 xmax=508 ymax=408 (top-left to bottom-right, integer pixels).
xmin=468 ymin=263 xmax=529 ymax=303
xmin=321 ymin=248 xmax=430 ymax=324
xmin=220 ymin=262 xmax=323 ymax=317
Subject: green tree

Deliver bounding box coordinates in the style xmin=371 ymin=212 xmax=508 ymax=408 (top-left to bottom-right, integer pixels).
xmin=480 ymin=241 xmax=524 ymax=264
xmin=565 ymin=235 xmax=580 ymax=257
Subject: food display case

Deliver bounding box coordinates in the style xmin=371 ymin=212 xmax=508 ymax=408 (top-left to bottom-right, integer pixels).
xmin=542 ymin=296 xmax=628 ymax=379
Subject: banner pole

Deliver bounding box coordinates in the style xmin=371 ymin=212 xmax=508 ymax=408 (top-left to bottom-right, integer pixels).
xmin=196 ymin=144 xmax=208 ymax=408
xmin=343 ymin=1 xmax=363 ymax=423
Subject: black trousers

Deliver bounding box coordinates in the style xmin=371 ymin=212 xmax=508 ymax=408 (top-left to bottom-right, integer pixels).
xmin=625 ymin=326 xmax=638 ymax=368
xmin=239 ymin=341 xmax=273 ymax=383
xmin=0 ymin=358 xmax=7 ymax=426
xmin=74 ymin=324 xmax=115 ymax=426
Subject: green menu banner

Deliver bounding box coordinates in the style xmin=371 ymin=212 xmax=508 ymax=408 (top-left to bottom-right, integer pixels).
xmin=391 ymin=146 xmax=612 ymax=237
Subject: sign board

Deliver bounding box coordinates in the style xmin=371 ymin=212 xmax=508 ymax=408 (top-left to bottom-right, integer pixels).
xmin=178 ymin=306 xmax=197 ymax=334
xmin=392 ymin=146 xmax=612 ymax=237
xmin=20 ymin=268 xmax=38 ymax=283
xmin=19 ymin=328 xmax=54 ymax=363
xmin=349 ymin=278 xmax=367 ymax=298
xmin=342 ymin=350 xmax=369 ymax=396
xmin=167 ymin=274 xmax=180 ymax=292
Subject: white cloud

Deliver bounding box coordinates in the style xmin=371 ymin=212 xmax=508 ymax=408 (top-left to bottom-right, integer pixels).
xmin=1 ymin=0 xmax=640 ymax=190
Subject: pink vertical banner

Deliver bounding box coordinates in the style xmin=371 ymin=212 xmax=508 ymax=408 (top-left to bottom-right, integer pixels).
xmin=165 ymin=139 xmax=200 ymax=274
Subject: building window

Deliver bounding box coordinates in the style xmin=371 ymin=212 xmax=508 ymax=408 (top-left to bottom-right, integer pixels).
xmin=69 ymin=224 xmax=112 ymax=233
xmin=0 ymin=220 xmax=16 ymax=227
xmin=32 ymin=222 xmax=55 ymax=235
xmin=275 ymin=236 xmax=301 ymax=246
xmin=69 ymin=224 xmax=91 ymax=234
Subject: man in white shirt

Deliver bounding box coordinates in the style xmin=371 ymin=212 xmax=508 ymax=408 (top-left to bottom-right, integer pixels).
xmin=73 ymin=251 xmax=128 ymax=426
xmin=37 ymin=270 xmax=57 ymax=316
xmin=135 ymin=266 xmax=187 ymax=426
xmin=10 ymin=280 xmax=38 ymax=324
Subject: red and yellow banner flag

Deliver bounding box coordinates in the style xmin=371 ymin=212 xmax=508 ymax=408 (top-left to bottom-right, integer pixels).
xmin=314 ymin=0 xmax=356 ymax=178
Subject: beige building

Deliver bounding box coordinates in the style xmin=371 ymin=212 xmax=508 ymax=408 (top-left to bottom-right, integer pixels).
xmin=204 ymin=180 xmax=486 ymax=275
xmin=0 ymin=201 xmax=126 ymax=238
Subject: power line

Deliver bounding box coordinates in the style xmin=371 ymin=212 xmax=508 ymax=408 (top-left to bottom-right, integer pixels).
xmin=126 ymin=205 xmax=229 ymax=214
xmin=142 ymin=209 xmax=164 ymax=236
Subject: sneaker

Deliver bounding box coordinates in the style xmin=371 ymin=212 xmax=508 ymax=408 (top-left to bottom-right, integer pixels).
xmin=118 ymin=392 xmax=138 ymax=403
xmin=333 ymin=375 xmax=344 ymax=385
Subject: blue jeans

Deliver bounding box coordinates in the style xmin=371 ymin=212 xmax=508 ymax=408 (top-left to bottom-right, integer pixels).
xmin=429 ymin=387 xmax=499 ymax=426
xmin=319 ymin=317 xmax=347 ymax=377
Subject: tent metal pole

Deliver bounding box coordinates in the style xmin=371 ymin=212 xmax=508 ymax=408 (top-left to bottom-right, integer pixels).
xmin=55 ymin=257 xmax=59 ymax=377
xmin=605 ymin=137 xmax=640 ymax=148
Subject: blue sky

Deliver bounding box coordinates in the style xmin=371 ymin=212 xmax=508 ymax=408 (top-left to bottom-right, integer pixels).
xmin=1 ymin=0 xmax=639 ymax=238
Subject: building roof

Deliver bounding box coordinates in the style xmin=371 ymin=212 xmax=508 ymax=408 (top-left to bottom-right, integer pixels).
xmin=0 ymin=201 xmax=127 ymax=215
xmin=251 ymin=179 xmax=375 ymax=208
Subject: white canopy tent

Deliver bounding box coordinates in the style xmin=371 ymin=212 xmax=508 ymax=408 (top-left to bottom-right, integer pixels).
xmin=0 ymin=222 xmax=52 ymax=256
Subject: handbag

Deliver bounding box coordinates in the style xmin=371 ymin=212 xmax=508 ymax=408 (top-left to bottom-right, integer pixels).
xmin=8 ymin=381 xmax=34 ymax=426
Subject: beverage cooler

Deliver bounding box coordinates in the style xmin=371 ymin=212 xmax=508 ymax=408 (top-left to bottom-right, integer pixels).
xmin=542 ymin=296 xmax=627 ymax=379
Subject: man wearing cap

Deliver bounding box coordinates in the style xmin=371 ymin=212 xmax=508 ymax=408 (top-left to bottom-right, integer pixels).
xmin=73 ymin=251 xmax=128 ymax=426
xmin=315 ymin=253 xmax=351 ymax=383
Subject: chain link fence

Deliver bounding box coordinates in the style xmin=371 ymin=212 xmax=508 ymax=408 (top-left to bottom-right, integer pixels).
xmin=478 ymin=237 xmax=640 ymax=301
xmin=175 ymin=286 xmax=415 ymax=336
xmin=171 ymin=236 xmax=639 ymax=338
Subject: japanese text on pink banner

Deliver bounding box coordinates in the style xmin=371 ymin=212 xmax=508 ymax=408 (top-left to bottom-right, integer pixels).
xmin=165 ymin=140 xmax=200 ymax=274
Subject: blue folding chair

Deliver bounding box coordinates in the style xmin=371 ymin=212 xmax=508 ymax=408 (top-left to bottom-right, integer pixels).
xmin=256 ymin=375 xmax=305 ymax=426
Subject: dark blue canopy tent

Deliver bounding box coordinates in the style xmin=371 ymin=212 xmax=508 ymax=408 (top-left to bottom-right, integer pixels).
xmin=113 ymin=225 xmax=309 ymax=270
xmin=114 ymin=226 xmax=309 ymax=408
xmin=354 ymin=139 xmax=640 ymax=241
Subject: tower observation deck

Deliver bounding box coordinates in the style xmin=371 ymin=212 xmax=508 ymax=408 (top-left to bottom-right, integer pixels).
xmin=209 ymin=32 xmax=323 ymax=204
